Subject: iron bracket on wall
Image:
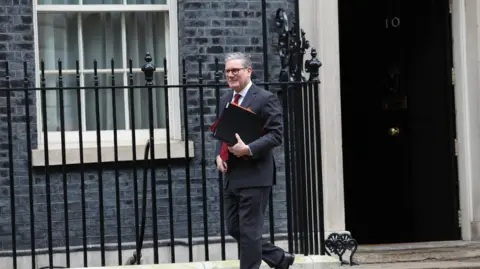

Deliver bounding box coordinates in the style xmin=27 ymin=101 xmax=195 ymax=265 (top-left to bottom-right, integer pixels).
xmin=325 ymin=233 xmax=359 ymax=266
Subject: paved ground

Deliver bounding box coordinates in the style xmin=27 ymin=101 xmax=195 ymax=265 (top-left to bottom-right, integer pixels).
xmin=72 ymin=240 xmax=480 ymax=269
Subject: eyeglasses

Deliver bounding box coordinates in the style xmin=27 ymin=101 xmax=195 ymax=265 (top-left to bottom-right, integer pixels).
xmin=225 ymin=68 xmax=247 ymax=76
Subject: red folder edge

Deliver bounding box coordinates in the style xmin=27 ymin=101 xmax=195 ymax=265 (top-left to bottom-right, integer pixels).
xmin=210 ymin=102 xmax=266 ymax=137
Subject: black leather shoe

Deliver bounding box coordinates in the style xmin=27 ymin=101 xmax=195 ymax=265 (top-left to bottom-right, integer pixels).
xmin=276 ymin=252 xmax=295 ymax=269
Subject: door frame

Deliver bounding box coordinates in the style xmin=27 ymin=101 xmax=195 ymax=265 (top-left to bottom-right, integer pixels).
xmin=451 ymin=0 xmax=479 ymax=240
xmin=299 ymin=0 xmax=474 ymax=240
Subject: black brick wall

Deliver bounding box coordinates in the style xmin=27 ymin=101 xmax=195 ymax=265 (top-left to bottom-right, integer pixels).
xmin=0 ymin=0 xmax=37 ymax=252
xmin=0 ymin=0 xmax=296 ymax=254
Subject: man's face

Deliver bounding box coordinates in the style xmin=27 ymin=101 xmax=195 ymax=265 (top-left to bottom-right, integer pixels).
xmin=225 ymin=59 xmax=252 ymax=92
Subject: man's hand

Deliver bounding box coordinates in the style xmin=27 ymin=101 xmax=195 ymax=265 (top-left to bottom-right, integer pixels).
xmin=228 ymin=133 xmax=251 ymax=157
xmin=216 ymin=155 xmax=228 ymax=173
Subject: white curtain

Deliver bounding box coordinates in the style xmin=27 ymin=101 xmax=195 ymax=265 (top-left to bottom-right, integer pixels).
xmin=38 ymin=11 xmax=167 ymax=132
xmin=83 ymin=12 xmax=124 ymax=131
xmin=125 ymin=12 xmax=166 ymax=130
xmin=38 ymin=13 xmax=79 ymax=132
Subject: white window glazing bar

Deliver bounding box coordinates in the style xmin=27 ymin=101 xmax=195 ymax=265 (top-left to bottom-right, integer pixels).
xmin=41 ymin=68 xmax=165 ymax=74
xmin=166 ymin=0 xmax=181 ymax=139
xmin=36 ymin=5 xmax=168 ymax=12
xmin=33 ymin=1 xmax=176 ymax=145
xmin=78 ymin=12 xmax=87 ymax=132
xmin=33 ymin=0 xmax=44 ymax=145
xmin=121 ymin=12 xmax=130 ymax=130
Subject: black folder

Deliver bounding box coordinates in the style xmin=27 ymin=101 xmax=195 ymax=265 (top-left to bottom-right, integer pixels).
xmin=212 ymin=102 xmax=265 ymax=145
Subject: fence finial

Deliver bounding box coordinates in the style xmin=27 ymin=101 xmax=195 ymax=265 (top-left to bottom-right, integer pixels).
xmin=305 ymin=48 xmax=322 ymax=82
xmin=142 ymin=52 xmax=156 ymax=86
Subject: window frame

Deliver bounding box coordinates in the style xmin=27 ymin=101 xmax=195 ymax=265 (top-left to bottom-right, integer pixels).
xmin=32 ymin=0 xmax=181 ymax=150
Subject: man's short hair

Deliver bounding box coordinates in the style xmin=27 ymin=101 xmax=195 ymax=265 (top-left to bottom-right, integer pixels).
xmin=224 ymin=52 xmax=252 ymax=69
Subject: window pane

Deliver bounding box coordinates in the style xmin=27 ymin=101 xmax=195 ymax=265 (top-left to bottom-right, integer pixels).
xmin=42 ymin=75 xmax=80 ymax=132
xmin=83 ymin=0 xmax=122 ymax=4
xmin=38 ymin=13 xmax=78 ymax=70
xmin=126 ymin=12 xmax=166 ymax=67
xmin=38 ymin=0 xmax=78 ymax=4
xmin=82 ymin=13 xmax=123 ymax=69
xmin=128 ymin=72 xmax=166 ymax=129
xmin=85 ymin=74 xmax=126 ymax=131
xmin=127 ymin=0 xmax=166 ymax=4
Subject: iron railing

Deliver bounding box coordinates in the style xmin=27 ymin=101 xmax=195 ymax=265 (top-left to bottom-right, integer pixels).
xmin=0 ymin=47 xmax=329 ymax=269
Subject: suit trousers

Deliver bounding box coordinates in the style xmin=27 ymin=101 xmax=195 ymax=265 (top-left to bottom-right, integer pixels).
xmin=225 ymin=186 xmax=285 ymax=269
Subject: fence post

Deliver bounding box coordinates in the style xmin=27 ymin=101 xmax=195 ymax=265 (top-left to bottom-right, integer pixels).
xmin=305 ymin=44 xmax=360 ymax=269
xmin=141 ymin=52 xmax=160 ymax=263
xmin=275 ymin=7 xmax=304 ymax=254
xmin=305 ymin=48 xmax=324 ymax=255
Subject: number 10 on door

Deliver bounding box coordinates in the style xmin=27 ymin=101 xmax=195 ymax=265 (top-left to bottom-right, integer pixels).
xmin=385 ymin=17 xmax=401 ymax=28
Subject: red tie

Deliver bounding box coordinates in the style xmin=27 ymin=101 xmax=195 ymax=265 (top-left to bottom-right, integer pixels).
xmin=220 ymin=93 xmax=241 ymax=161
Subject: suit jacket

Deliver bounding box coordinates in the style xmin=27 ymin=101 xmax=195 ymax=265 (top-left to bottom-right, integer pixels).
xmin=215 ymin=83 xmax=283 ymax=189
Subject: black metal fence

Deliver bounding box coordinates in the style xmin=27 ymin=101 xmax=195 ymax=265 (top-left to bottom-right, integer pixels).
xmin=0 ymin=46 xmax=327 ymax=268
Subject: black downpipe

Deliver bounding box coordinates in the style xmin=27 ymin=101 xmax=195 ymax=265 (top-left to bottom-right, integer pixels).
xmin=124 ymin=138 xmax=152 ymax=265
xmin=39 ymin=136 xmax=152 ymax=268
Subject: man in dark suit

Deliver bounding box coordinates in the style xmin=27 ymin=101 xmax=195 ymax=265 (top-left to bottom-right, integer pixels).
xmin=214 ymin=52 xmax=295 ymax=269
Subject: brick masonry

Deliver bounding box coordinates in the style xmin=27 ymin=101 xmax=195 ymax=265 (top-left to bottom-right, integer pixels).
xmin=0 ymin=0 xmax=38 ymax=252
xmin=0 ymin=0 xmax=297 ymax=254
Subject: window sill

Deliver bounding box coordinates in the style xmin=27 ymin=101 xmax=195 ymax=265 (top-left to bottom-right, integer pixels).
xmin=31 ymin=140 xmax=194 ymax=167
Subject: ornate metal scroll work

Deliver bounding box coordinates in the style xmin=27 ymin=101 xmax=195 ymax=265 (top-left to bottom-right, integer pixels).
xmin=325 ymin=233 xmax=359 ymax=266
xmin=275 ymin=8 xmax=310 ymax=82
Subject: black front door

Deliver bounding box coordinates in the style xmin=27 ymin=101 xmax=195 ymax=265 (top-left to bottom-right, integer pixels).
xmin=339 ymin=0 xmax=461 ymax=244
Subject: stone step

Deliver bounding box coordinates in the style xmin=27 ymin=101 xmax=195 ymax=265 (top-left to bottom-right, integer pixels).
xmin=339 ymin=261 xmax=480 ymax=269
xmin=352 ymin=241 xmax=480 ymax=264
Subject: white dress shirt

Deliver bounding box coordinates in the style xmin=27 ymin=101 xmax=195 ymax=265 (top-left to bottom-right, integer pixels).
xmin=230 ymin=80 xmax=253 ymax=155
xmin=231 ymin=81 xmax=252 ymax=105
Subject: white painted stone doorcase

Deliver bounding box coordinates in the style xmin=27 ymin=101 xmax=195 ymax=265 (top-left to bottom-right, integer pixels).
xmin=298 ymin=0 xmax=480 ymax=241
xmin=451 ymin=0 xmax=480 ymax=241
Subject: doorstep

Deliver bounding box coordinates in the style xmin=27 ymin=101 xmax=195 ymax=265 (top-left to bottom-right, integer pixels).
xmin=348 ymin=260 xmax=480 ymax=269
xmin=355 ymin=240 xmax=480 ymax=264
